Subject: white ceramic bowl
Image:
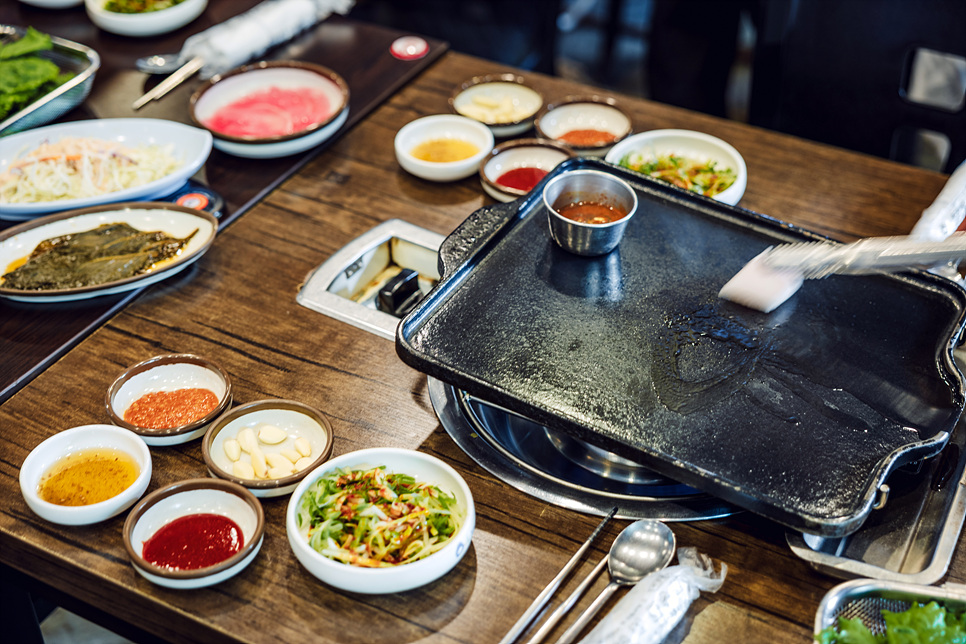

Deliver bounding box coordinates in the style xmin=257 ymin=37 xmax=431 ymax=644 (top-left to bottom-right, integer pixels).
xmin=203 ymin=400 xmax=334 ymax=498
xmin=189 ymin=61 xmax=350 ymax=159
xmin=19 ymin=424 xmax=152 ymax=525
xmin=479 ymin=138 xmax=575 ymax=202
xmin=535 ymin=96 xmax=633 ymax=157
xmin=123 ymin=478 xmax=264 ymax=589
xmin=394 ymin=114 xmax=494 ymax=182
xmin=19 ymin=0 xmax=82 ymax=7
xmin=286 ymin=447 xmax=476 ymax=594
xmin=604 ymin=129 xmax=748 ymax=205
xmin=450 ymin=74 xmax=543 ymax=138
xmin=85 ymin=0 xmax=207 ymax=37
xmin=106 ymin=354 xmax=233 ymax=446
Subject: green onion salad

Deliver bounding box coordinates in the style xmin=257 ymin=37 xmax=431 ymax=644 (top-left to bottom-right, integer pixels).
xmin=617 ymin=152 xmax=736 ymax=197
xmin=296 ymin=465 xmax=464 ymax=567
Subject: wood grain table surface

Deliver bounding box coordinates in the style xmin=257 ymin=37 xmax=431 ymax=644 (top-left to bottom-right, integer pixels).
xmin=2 ymin=28 xmax=964 ymax=644
xmin=0 ymin=1 xmax=446 ymax=406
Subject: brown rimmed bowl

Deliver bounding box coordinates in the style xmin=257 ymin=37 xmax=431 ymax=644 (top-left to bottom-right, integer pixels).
xmin=479 ymin=138 xmax=575 ymax=202
xmin=189 ymin=61 xmax=350 ymax=159
xmin=535 ymin=95 xmax=633 ymax=157
xmin=203 ymin=399 xmax=335 ymax=498
xmin=107 ymin=354 xmax=233 ymax=446
xmin=449 ymin=73 xmax=543 ymax=138
xmin=123 ymin=478 xmax=264 ymax=589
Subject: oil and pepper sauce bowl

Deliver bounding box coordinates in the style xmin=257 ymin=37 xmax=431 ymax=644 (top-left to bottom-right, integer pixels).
xmin=394 ymin=114 xmax=494 ymax=182
xmin=19 ymin=424 xmax=152 ymax=526
xmin=123 ymin=478 xmax=264 ymax=589
xmin=107 ymin=353 xmax=233 ymax=446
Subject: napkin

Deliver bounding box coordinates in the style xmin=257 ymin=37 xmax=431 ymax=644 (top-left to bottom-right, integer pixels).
xmin=578 ymin=548 xmax=727 ymax=644
xmin=177 ymin=0 xmax=355 ymax=79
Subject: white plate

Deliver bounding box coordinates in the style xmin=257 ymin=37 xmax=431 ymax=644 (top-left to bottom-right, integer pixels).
xmin=18 ymin=0 xmax=82 ymax=7
xmin=604 ymin=129 xmax=748 ymax=205
xmin=85 ymin=0 xmax=208 ymax=37
xmin=0 ymin=203 xmax=218 ymax=302
xmin=211 ymin=106 xmax=349 ymax=159
xmin=0 ymin=118 xmax=212 ymax=220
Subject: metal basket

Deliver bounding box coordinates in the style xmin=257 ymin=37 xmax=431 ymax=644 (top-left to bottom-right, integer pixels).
xmin=815 ymin=578 xmax=966 ymax=636
xmin=0 ymin=25 xmax=100 ymax=137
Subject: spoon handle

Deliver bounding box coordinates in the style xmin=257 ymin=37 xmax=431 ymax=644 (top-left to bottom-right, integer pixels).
xmin=553 ymin=581 xmax=620 ymax=644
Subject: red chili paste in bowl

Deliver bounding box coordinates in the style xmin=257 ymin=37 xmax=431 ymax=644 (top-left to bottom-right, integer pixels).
xmin=142 ymin=513 xmax=243 ymax=571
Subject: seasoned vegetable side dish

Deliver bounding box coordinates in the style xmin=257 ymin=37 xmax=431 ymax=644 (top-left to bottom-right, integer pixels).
xmin=0 ymin=137 xmax=181 ymax=204
xmin=296 ymin=465 xmax=463 ymax=567
xmin=0 ymin=27 xmax=74 ymax=122
xmin=617 ymin=151 xmax=736 ymax=197
xmin=1 ymin=222 xmax=198 ymax=291
xmin=814 ymin=602 xmax=966 ymax=643
xmin=104 ymin=0 xmax=187 ymax=13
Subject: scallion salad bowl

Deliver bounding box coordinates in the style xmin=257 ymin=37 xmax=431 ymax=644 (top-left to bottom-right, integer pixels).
xmin=285 ymin=447 xmax=475 ymax=594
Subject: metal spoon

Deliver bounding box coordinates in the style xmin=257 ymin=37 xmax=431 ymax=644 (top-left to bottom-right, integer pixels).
xmin=136 ymin=53 xmax=183 ymax=75
xmin=553 ymin=519 xmax=676 ymax=644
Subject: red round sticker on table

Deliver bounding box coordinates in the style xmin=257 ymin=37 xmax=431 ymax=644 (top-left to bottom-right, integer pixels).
xmin=391 ymin=36 xmax=429 ymax=61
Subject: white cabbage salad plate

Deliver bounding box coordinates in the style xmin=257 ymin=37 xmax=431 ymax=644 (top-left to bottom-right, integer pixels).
xmin=0 ymin=118 xmax=212 ymax=221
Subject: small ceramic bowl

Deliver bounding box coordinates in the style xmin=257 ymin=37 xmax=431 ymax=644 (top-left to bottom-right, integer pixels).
xmin=543 ymin=169 xmax=639 ymax=256
xmin=479 ymin=138 xmax=575 ymax=202
xmin=394 ymin=114 xmax=495 ymax=182
xmin=106 ymin=354 xmax=232 ymax=446
xmin=189 ymin=61 xmax=350 ymax=159
xmin=85 ymin=0 xmax=207 ymax=37
xmin=203 ymin=400 xmax=334 ymax=498
xmin=19 ymin=424 xmax=152 ymax=526
xmin=450 ymin=74 xmax=543 ymax=138
xmin=286 ymin=447 xmax=476 ymax=594
xmin=604 ymin=129 xmax=748 ymax=205
xmin=535 ymin=96 xmax=633 ymax=157
xmin=123 ymin=478 xmax=264 ymax=589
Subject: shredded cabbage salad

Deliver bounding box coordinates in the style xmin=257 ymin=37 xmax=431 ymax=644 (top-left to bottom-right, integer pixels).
xmin=0 ymin=136 xmax=181 ymax=204
xmin=617 ymin=151 xmax=736 ymax=197
xmin=814 ymin=601 xmax=966 ymax=643
xmin=296 ymin=465 xmax=463 ymax=567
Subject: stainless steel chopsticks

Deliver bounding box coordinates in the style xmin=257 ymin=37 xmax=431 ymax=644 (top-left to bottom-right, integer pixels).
xmin=132 ymin=56 xmax=204 ymax=111
xmin=522 ymin=554 xmax=609 ymax=644
xmin=499 ymin=507 xmax=617 ymax=644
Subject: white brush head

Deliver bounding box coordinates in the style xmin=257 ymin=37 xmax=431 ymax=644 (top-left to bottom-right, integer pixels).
xmin=718 ymin=249 xmax=804 ymax=313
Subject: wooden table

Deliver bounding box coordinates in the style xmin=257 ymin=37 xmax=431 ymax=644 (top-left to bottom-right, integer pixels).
xmin=0 ymin=1 xmax=446 ymax=405
xmin=1 ymin=30 xmax=962 ymax=644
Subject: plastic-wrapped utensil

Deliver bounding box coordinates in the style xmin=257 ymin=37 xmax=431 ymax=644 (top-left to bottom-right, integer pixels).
xmin=577 ymin=548 xmax=727 ymax=644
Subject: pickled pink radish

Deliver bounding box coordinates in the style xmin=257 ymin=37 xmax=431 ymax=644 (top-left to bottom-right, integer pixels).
xmin=204 ymin=86 xmax=333 ymax=138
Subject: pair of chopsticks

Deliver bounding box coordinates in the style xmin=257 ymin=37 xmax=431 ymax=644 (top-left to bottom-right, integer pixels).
xmin=132 ymin=56 xmax=204 ymax=111
xmin=500 ymin=507 xmax=617 ymax=644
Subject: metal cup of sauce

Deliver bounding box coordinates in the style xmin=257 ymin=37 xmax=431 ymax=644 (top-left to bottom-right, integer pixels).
xmin=543 ymin=169 xmax=638 ymax=256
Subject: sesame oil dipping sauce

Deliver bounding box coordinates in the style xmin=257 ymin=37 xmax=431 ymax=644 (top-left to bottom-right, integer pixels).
xmin=38 ymin=447 xmax=140 ymax=506
xmin=410 ymin=138 xmax=480 ymax=163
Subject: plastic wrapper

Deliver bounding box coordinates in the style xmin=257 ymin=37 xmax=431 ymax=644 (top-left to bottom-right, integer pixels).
xmin=908 ymin=159 xmax=966 ymax=282
xmin=578 ymin=548 xmax=727 ymax=644
xmin=177 ymin=0 xmax=355 ymax=79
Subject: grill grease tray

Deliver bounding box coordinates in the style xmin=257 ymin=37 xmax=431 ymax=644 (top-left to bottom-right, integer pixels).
xmin=298 ymin=219 xmax=443 ymax=340
xmin=396 ymin=157 xmax=966 ymax=537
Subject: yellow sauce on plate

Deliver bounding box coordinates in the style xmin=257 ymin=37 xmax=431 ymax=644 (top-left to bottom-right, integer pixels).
xmin=411 ymin=138 xmax=479 ymax=163
xmin=38 ymin=447 xmax=139 ymax=506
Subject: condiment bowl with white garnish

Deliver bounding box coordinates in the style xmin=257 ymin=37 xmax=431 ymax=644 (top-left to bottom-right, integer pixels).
xmin=450 ymin=73 xmax=543 ymax=138
xmin=203 ymin=399 xmax=335 ymax=497
xmin=286 ymin=447 xmax=476 ymax=594
xmin=107 ymin=353 xmax=233 ymax=446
